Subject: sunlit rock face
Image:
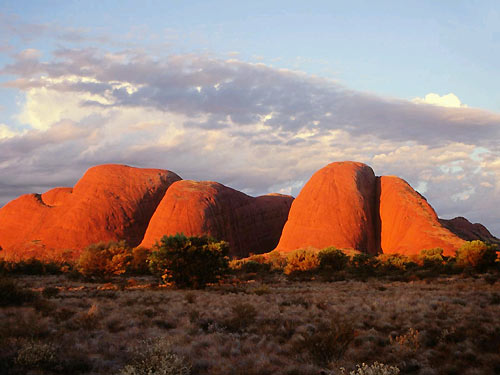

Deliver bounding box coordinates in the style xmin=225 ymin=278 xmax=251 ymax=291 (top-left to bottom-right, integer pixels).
xmin=0 ymin=164 xmax=181 ymax=260
xmin=274 ymin=161 xmax=466 ymax=256
xmin=275 ymin=161 xmax=380 ymax=254
xmin=0 ymin=161 xmax=488 ymax=261
xmin=378 ymin=176 xmax=465 ymax=256
xmin=140 ymin=180 xmax=293 ymax=258
xmin=439 ymin=216 xmax=500 ymax=244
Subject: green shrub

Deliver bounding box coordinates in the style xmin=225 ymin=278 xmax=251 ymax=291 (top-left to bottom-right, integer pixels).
xmin=284 ymin=249 xmax=319 ymax=275
xmin=148 ymin=234 xmax=229 ymax=288
xmin=455 ymin=241 xmax=498 ymax=272
xmin=77 ymin=241 xmax=133 ymax=279
xmin=0 ymin=277 xmax=37 ymax=306
xmin=118 ymin=338 xmax=191 ymax=375
xmin=318 ymin=247 xmax=349 ymax=272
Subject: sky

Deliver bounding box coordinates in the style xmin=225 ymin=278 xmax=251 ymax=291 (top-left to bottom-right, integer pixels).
xmin=0 ymin=1 xmax=499 ymax=236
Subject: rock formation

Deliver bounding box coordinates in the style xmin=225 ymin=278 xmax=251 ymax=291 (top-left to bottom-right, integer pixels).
xmin=0 ymin=164 xmax=181 ymax=259
xmin=275 ymin=162 xmax=379 ymax=254
xmin=0 ymin=160 xmax=493 ymax=261
xmin=439 ymin=216 xmax=500 ymax=244
xmin=378 ymin=176 xmax=465 ymax=256
xmin=140 ymin=180 xmax=293 ymax=258
xmin=274 ymin=161 xmax=467 ymax=256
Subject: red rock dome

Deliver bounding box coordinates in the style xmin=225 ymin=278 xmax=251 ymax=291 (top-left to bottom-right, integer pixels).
xmin=0 ymin=164 xmax=181 ymax=259
xmin=274 ymin=161 xmax=379 ymax=254
xmin=140 ymin=180 xmax=293 ymax=258
xmin=378 ymin=176 xmax=464 ymax=256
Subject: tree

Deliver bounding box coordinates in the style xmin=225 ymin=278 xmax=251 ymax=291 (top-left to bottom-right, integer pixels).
xmin=148 ymin=234 xmax=229 ymax=288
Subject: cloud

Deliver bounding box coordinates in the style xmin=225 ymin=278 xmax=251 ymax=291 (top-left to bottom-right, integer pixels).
xmin=0 ymin=124 xmax=21 ymax=139
xmin=0 ymin=49 xmax=499 ymax=235
xmin=413 ymin=92 xmax=467 ymax=108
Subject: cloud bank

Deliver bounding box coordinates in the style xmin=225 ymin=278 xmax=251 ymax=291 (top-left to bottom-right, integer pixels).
xmin=1 ymin=47 xmax=500 ymax=235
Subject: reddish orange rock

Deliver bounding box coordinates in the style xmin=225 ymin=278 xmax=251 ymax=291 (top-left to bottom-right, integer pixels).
xmin=41 ymin=187 xmax=73 ymax=206
xmin=379 ymin=176 xmax=464 ymax=256
xmin=140 ymin=180 xmax=293 ymax=258
xmin=0 ymin=164 xmax=181 ymax=260
xmin=439 ymin=216 xmax=500 ymax=244
xmin=274 ymin=161 xmax=379 ymax=254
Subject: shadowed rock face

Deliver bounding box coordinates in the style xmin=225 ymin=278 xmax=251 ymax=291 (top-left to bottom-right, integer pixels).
xmin=140 ymin=180 xmax=293 ymax=258
xmin=439 ymin=216 xmax=500 ymax=244
xmin=275 ymin=161 xmax=379 ymax=254
xmin=378 ymin=176 xmax=465 ymax=256
xmin=0 ymin=164 xmax=181 ymax=259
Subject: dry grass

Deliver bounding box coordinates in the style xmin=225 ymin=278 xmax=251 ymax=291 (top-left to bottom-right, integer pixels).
xmin=1 ymin=274 xmax=500 ymax=374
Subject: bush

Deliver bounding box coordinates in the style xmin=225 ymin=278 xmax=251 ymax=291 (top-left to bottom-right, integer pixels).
xmin=0 ymin=258 xmax=67 ymax=275
xmin=129 ymin=247 xmax=151 ymax=275
xmin=318 ymin=247 xmax=349 ymax=272
xmin=284 ymin=249 xmax=319 ymax=275
xmin=15 ymin=340 xmax=59 ymax=371
xmin=118 ymin=338 xmax=191 ymax=375
xmin=350 ymin=253 xmax=378 ymax=276
xmin=419 ymin=248 xmax=444 ymax=268
xmin=225 ymin=302 xmax=258 ymax=332
xmin=293 ymin=316 xmax=355 ymax=365
xmin=341 ymin=362 xmax=400 ymax=375
xmin=267 ymin=251 xmax=287 ymax=271
xmin=376 ymin=254 xmax=416 ymax=272
xmin=230 ymin=259 xmax=271 ymax=274
xmin=77 ymin=241 xmax=133 ymax=279
xmin=0 ymin=277 xmax=37 ymax=306
xmin=455 ymin=241 xmax=498 ymax=272
xmin=148 ymin=234 xmax=229 ymax=288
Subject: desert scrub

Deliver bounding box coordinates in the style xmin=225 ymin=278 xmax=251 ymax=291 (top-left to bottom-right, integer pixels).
xmin=341 ymin=362 xmax=400 ymax=375
xmin=118 ymin=337 xmax=191 ymax=375
xmin=77 ymin=241 xmax=133 ymax=279
xmin=284 ymin=248 xmax=319 ymax=275
xmin=148 ymin=234 xmax=229 ymax=288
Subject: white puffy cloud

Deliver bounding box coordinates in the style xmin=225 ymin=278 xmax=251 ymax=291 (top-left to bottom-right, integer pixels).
xmin=413 ymin=92 xmax=467 ymax=108
xmin=0 ymin=50 xmax=499 ymax=236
